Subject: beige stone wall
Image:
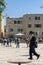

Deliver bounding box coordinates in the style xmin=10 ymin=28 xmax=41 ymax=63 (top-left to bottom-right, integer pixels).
xmin=0 ymin=17 xmax=4 ymax=38
xmin=22 ymin=14 xmax=43 ymax=37
xmin=6 ymin=14 xmax=43 ymax=38
xmin=6 ymin=17 xmax=24 ymax=37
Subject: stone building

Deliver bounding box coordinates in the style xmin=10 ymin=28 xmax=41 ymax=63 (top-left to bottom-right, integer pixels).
xmin=5 ymin=14 xmax=43 ymax=38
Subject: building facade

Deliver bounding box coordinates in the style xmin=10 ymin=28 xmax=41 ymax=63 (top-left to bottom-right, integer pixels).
xmin=5 ymin=14 xmax=43 ymax=38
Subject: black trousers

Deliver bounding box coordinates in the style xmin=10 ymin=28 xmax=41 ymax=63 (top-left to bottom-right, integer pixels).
xmin=29 ymin=47 xmax=39 ymax=59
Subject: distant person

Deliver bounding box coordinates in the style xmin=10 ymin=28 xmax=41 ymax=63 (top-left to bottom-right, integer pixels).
xmin=0 ymin=38 xmax=3 ymax=46
xmin=15 ymin=37 xmax=17 ymax=44
xmin=26 ymin=37 xmax=29 ymax=47
xmin=6 ymin=38 xmax=9 ymax=47
xmin=3 ymin=38 xmax=7 ymax=46
xmin=16 ymin=37 xmax=20 ymax=48
xmin=28 ymin=31 xmax=40 ymax=60
xmin=9 ymin=38 xmax=12 ymax=47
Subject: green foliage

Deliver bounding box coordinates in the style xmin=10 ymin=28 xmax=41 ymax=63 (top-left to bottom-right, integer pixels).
xmin=0 ymin=0 xmax=6 ymax=20
xmin=0 ymin=0 xmax=6 ymax=13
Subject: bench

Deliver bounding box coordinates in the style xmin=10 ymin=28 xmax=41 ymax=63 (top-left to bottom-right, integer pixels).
xmin=7 ymin=58 xmax=31 ymax=65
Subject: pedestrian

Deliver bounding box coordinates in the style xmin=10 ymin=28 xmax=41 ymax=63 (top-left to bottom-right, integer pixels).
xmin=16 ymin=37 xmax=20 ymax=48
xmin=15 ymin=37 xmax=17 ymax=44
xmin=26 ymin=37 xmax=29 ymax=47
xmin=3 ymin=38 xmax=7 ymax=46
xmin=9 ymin=38 xmax=12 ymax=47
xmin=6 ymin=38 xmax=9 ymax=47
xmin=28 ymin=31 xmax=40 ymax=60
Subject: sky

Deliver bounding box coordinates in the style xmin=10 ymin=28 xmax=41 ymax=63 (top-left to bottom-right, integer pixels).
xmin=3 ymin=0 xmax=43 ymax=25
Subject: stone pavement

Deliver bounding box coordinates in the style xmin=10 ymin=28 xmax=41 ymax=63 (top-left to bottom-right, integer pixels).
xmin=0 ymin=42 xmax=43 ymax=65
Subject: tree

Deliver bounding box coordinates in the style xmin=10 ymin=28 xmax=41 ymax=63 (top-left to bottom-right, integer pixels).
xmin=0 ymin=0 xmax=6 ymax=21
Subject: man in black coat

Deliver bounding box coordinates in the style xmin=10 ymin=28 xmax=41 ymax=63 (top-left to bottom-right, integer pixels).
xmin=28 ymin=31 xmax=40 ymax=60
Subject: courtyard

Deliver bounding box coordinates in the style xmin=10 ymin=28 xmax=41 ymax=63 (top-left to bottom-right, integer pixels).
xmin=0 ymin=42 xmax=42 ymax=65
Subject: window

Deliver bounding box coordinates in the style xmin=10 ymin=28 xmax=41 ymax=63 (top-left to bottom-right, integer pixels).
xmin=18 ymin=29 xmax=20 ymax=32
xmin=21 ymin=29 xmax=23 ymax=32
xmin=14 ymin=21 xmax=17 ymax=24
xmin=14 ymin=20 xmax=22 ymax=24
xmin=29 ymin=17 xmax=31 ymax=20
xmin=18 ymin=21 xmax=20 ymax=24
xmin=17 ymin=28 xmax=23 ymax=32
xmin=38 ymin=17 xmax=40 ymax=20
xmin=35 ymin=16 xmax=40 ymax=20
xmin=34 ymin=24 xmax=42 ymax=28
xmin=10 ymin=28 xmax=13 ymax=32
xmin=35 ymin=17 xmax=37 ymax=20
xmin=18 ymin=21 xmax=22 ymax=24
xmin=28 ymin=24 xmax=32 ymax=28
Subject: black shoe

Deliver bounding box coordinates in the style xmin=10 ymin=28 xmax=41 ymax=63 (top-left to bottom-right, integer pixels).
xmin=28 ymin=58 xmax=33 ymax=60
xmin=37 ymin=55 xmax=40 ymax=59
